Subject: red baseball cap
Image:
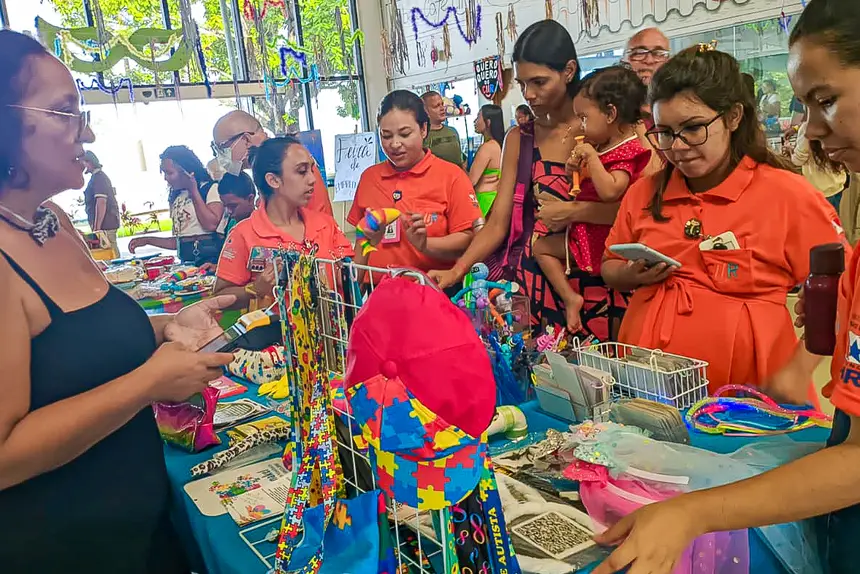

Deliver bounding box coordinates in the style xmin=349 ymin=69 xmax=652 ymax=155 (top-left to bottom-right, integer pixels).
xmin=345 ymin=277 xmax=495 ymax=438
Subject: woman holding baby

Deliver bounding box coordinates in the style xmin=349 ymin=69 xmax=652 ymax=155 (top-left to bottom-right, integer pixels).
xmin=432 ymin=20 xmax=634 ymax=340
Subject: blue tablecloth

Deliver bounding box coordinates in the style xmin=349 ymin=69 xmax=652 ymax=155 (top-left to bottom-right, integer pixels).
xmin=165 ymin=395 xmax=830 ymax=574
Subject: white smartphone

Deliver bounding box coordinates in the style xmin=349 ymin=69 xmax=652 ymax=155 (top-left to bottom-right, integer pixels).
xmin=608 ymin=243 xmax=682 ymax=268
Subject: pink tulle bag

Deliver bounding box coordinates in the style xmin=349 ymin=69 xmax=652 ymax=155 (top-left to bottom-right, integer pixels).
xmin=570 ymin=462 xmax=750 ymax=574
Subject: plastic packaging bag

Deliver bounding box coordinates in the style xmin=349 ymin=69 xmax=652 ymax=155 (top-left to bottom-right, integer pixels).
xmin=154 ymin=386 xmax=221 ymax=452
xmin=566 ymin=425 xmax=823 ymax=574
xmin=579 ymin=475 xmax=749 ymax=574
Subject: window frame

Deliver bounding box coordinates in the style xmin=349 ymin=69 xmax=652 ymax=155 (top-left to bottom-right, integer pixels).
xmin=0 ymin=0 xmax=369 ymax=132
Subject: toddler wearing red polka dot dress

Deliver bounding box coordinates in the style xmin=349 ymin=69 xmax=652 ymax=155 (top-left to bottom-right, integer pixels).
xmin=534 ymin=66 xmax=652 ymax=333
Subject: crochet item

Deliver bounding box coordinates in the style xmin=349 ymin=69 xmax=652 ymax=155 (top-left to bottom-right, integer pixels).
xmin=355 ymin=208 xmax=400 ymax=256
xmin=227 ymin=345 xmax=285 ymax=385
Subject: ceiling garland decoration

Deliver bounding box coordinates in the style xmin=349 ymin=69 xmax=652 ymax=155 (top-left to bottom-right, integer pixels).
xmin=36 ymin=17 xmax=194 ymax=73
xmin=410 ymin=4 xmax=482 ymax=47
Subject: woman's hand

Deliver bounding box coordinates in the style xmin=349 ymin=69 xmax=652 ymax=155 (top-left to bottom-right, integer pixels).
xmin=765 ymin=366 xmax=811 ymax=405
xmin=794 ymin=287 xmax=805 ymax=329
xmin=429 ymin=267 xmax=466 ymax=289
xmin=128 ymin=237 xmax=149 ymax=254
xmin=253 ymin=262 xmax=278 ymax=301
xmin=142 ymin=341 xmax=234 ymax=403
xmin=181 ymin=169 xmax=199 ymax=194
xmin=163 ymin=294 xmax=237 ymax=350
xmin=616 ymin=260 xmax=676 ymax=289
xmin=360 ymin=209 xmax=387 ymax=248
xmin=403 ymin=213 xmax=428 ymax=253
xmin=536 ymin=192 xmax=573 ymax=233
xmin=565 ymin=154 xmax=580 ymax=179
xmin=592 ymin=497 xmax=702 ymax=574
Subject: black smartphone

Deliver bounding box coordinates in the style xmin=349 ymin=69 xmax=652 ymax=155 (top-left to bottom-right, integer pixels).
xmin=197 ymin=325 xmax=246 ymax=354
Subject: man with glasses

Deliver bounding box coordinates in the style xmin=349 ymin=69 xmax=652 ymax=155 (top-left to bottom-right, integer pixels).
xmin=211 ymin=110 xmax=333 ymax=216
xmin=624 ymin=28 xmax=671 ymax=175
xmin=623 ymin=28 xmax=670 ymax=87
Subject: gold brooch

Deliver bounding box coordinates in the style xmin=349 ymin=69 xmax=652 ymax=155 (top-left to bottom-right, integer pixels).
xmin=684 ymin=218 xmax=703 ymax=240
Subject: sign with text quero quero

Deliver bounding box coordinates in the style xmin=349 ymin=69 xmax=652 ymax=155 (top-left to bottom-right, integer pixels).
xmin=474 ymin=56 xmax=502 ymax=100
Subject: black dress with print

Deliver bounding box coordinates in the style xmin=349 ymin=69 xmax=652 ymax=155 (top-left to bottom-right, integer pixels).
xmin=0 ymin=252 xmax=188 ymax=573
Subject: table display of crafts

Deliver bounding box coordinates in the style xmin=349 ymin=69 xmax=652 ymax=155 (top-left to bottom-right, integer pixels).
xmin=102 ymin=255 xmax=216 ymax=300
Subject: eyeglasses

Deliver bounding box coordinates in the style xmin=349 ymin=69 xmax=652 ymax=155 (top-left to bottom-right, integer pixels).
xmin=645 ymin=114 xmax=724 ymax=151
xmin=211 ymin=131 xmax=253 ymax=155
xmin=7 ymin=105 xmax=91 ymax=138
xmin=626 ymin=48 xmax=671 ymax=62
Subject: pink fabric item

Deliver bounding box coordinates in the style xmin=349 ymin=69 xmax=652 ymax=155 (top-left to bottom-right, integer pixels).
xmin=564 ymin=459 xmax=610 ymax=484
xmin=580 ymin=476 xmax=749 ymax=574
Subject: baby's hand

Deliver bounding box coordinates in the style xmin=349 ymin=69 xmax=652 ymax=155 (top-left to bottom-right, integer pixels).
xmin=573 ymin=142 xmax=599 ymax=165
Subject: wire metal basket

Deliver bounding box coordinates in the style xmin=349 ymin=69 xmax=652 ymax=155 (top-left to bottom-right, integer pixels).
xmin=240 ymin=257 xmax=449 ymax=573
xmin=572 ymin=342 xmax=709 ymax=409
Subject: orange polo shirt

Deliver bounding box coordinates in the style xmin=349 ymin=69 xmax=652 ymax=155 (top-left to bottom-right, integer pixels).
xmin=346 ymin=151 xmax=482 ymax=273
xmin=606 ymin=156 xmax=849 ymax=395
xmin=217 ymin=202 xmax=352 ymax=288
xmin=308 ymin=166 xmax=334 ymax=216
xmin=827 ymin=247 xmax=860 ymax=415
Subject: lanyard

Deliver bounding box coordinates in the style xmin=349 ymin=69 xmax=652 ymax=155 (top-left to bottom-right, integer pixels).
xmin=273 ymin=253 xmax=339 ymax=574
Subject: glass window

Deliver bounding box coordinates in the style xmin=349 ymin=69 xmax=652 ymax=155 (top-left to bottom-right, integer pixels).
xmin=581 ymin=16 xmax=800 ymax=146
xmin=297 ymin=0 xmax=361 ymax=76
xmin=671 ymin=17 xmax=799 ymax=141
xmin=579 ymin=49 xmax=624 ymax=76
xmin=52 ymin=98 xmax=239 ymax=219
xmin=165 ymin=0 xmax=242 ymax=84
xmin=307 ymin=80 xmax=363 ymax=176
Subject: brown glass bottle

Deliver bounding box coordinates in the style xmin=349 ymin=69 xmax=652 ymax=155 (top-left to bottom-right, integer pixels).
xmin=804 ymin=243 xmax=845 ymax=356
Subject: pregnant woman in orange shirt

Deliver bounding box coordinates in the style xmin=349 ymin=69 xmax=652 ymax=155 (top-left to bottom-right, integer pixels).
xmin=602 ymin=45 xmax=848 ymax=399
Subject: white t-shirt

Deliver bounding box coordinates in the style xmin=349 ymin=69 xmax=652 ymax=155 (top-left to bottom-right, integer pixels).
xmin=170 ymin=182 xmax=224 ymax=237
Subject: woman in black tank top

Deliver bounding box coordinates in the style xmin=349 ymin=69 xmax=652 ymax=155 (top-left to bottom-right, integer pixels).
xmin=0 ymin=31 xmax=234 ymax=572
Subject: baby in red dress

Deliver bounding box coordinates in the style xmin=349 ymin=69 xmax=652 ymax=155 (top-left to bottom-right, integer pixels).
xmin=533 ymin=66 xmax=652 ymax=332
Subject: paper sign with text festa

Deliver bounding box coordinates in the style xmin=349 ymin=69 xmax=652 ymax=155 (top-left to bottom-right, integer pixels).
xmin=333 ymin=132 xmax=377 ymax=202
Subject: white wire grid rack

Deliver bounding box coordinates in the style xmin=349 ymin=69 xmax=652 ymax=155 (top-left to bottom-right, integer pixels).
xmin=239 ymin=258 xmax=450 ymax=573
xmin=572 ymin=342 xmax=709 ymax=410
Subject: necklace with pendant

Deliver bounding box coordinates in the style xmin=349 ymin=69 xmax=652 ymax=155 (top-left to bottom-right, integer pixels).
xmin=0 ymin=203 xmax=60 ymax=246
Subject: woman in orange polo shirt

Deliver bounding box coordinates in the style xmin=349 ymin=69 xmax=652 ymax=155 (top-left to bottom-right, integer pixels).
xmin=601 ymin=45 xmax=846 ymax=398
xmin=347 ymin=90 xmax=484 ymax=284
xmin=214 ymin=136 xmax=352 ymax=310
xmin=591 ymin=4 xmax=860 ymax=573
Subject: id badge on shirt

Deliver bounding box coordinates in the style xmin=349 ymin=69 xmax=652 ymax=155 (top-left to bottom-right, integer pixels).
xmin=381 ymin=220 xmax=400 ymax=245
xmin=699 ymin=231 xmax=740 ymax=252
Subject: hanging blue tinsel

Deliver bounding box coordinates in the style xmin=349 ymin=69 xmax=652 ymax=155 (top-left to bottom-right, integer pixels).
xmin=76 ymin=77 xmax=135 ymax=102
xmin=410 ymin=5 xmax=482 ymax=47
xmin=279 ymin=46 xmax=308 ymax=75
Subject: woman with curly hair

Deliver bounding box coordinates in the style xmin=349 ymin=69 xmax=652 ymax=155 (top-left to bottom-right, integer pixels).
xmin=129 ymin=145 xmax=225 ymax=265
